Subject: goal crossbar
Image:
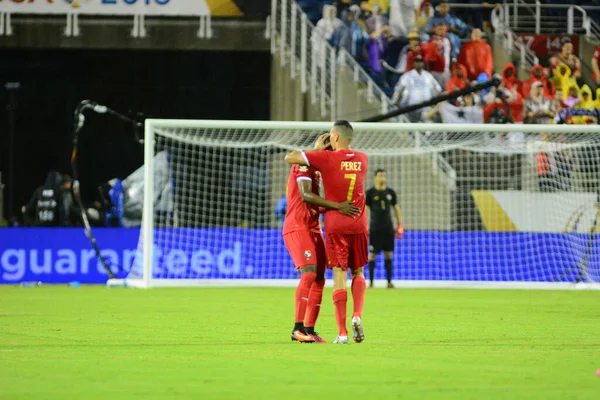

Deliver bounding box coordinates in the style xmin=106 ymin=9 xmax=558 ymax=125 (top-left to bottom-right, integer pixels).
xmin=115 ymin=120 xmax=600 ymax=289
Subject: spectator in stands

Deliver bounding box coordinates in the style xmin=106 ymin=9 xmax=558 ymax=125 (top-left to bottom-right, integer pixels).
xmin=315 ymin=5 xmax=342 ymax=41
xmin=391 ymin=55 xmax=442 ymax=122
xmin=484 ymin=73 xmax=523 ymax=123
xmin=552 ymin=63 xmax=579 ymax=101
xmin=549 ymin=40 xmax=581 ymax=79
xmin=424 ymin=23 xmax=452 ymax=88
xmin=575 ymin=85 xmax=595 ymax=109
xmin=446 ymin=63 xmax=469 ymax=92
xmin=368 ymin=25 xmax=391 ymax=76
xmin=521 ymin=64 xmax=554 ymax=100
xmin=592 ymin=45 xmax=600 ymax=90
xmin=298 ymin=0 xmax=330 ymax=25
xmin=459 ymin=1 xmax=501 ymax=33
xmin=365 ymin=5 xmax=388 ymax=33
xmin=536 ymin=146 xmax=556 ymax=192
xmin=367 ymin=0 xmax=391 ymax=15
xmin=333 ymin=0 xmax=353 ymax=18
xmin=552 ymin=88 xmax=568 ymax=110
xmin=500 ymin=63 xmax=522 ymax=98
xmin=424 ymin=0 xmax=468 ymax=59
xmin=393 ymin=30 xmax=422 ymax=74
xmin=350 ymin=4 xmax=368 ymax=32
xmin=425 ymin=93 xmax=484 ymax=123
xmin=332 ymin=9 xmax=369 ymax=60
xmin=563 ymin=86 xmax=580 ymax=108
xmin=524 ymin=82 xmax=555 ymax=124
xmin=388 ymin=0 xmax=420 ymax=37
xmin=457 ymin=28 xmax=493 ymax=81
xmin=382 ymin=30 xmax=421 ymax=88
xmin=414 ymin=1 xmax=434 ymax=39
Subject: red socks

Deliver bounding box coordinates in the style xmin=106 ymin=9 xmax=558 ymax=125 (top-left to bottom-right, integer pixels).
xmin=305 ymin=279 xmax=325 ymax=329
xmin=295 ymin=272 xmax=316 ymax=324
xmin=332 ymin=289 xmax=348 ymax=336
xmin=351 ymin=275 xmax=366 ymax=318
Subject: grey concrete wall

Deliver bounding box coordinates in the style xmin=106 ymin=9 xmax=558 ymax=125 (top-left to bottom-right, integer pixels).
xmin=0 ymin=17 xmax=268 ymax=51
xmin=580 ymin=37 xmax=597 ymax=88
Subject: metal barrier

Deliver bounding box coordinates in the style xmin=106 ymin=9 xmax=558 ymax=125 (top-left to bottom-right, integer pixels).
xmin=491 ymin=5 xmax=539 ymax=70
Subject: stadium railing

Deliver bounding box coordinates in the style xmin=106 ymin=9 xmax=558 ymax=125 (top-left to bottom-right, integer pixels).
xmin=490 ymin=1 xmax=600 ymax=70
xmin=0 ymin=9 xmax=213 ymax=39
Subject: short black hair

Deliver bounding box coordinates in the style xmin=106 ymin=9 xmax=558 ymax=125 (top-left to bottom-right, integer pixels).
xmin=333 ymin=120 xmax=353 ymax=130
xmin=375 ymin=168 xmax=386 ymax=176
xmin=332 ymin=120 xmax=354 ymax=142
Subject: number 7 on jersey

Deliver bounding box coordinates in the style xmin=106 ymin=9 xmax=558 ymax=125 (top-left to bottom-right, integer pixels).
xmin=344 ymin=173 xmax=356 ymax=202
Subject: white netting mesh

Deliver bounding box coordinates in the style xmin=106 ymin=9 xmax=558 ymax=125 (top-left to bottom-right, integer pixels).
xmin=128 ymin=121 xmax=600 ymax=285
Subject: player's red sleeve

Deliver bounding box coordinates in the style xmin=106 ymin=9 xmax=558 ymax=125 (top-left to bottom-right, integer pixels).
xmin=292 ymin=165 xmax=313 ymax=181
xmin=303 ymin=150 xmax=331 ymax=171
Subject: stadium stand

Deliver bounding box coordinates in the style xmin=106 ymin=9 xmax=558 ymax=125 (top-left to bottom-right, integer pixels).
xmin=297 ymin=0 xmax=600 ymax=124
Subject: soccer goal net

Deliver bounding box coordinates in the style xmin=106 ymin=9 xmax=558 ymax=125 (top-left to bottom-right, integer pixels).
xmin=114 ymin=120 xmax=600 ymax=288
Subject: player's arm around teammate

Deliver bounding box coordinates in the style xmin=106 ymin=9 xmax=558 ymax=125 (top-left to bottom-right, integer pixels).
xmin=286 ymin=121 xmax=369 ymax=344
xmin=283 ymin=134 xmax=359 ymax=343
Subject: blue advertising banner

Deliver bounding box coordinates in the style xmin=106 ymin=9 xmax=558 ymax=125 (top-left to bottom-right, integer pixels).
xmin=0 ymin=228 xmax=599 ymax=284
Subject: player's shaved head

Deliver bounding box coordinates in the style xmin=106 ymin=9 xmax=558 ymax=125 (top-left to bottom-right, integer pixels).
xmin=330 ymin=120 xmax=354 ymax=149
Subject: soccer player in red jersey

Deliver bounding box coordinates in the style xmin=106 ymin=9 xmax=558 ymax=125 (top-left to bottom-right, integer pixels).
xmin=285 ymin=120 xmax=369 ymax=344
xmin=283 ymin=135 xmax=360 ymax=343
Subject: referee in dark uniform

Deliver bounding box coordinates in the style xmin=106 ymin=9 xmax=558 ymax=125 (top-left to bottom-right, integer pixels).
xmin=365 ymin=169 xmax=404 ymax=288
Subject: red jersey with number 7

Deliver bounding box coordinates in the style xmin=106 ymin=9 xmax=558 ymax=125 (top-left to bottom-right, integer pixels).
xmin=302 ymin=149 xmax=368 ymax=234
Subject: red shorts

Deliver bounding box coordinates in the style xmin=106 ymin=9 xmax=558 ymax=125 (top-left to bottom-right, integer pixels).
xmin=283 ymin=230 xmax=326 ymax=271
xmin=325 ymin=232 xmax=369 ymax=271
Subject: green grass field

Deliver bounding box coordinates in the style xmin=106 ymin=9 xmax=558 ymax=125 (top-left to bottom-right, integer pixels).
xmin=1 ymin=286 xmax=599 ymax=399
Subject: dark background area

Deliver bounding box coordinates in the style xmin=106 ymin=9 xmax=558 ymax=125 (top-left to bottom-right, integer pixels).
xmin=0 ymin=49 xmax=270 ymax=221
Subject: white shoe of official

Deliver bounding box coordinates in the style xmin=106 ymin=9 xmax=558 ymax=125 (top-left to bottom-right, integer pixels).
xmin=333 ymin=335 xmax=348 ymax=344
xmin=352 ymin=316 xmax=365 ymax=343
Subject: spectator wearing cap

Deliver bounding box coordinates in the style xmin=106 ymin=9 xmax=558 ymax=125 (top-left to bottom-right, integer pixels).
xmin=524 ymin=81 xmax=555 ymax=124
xmin=424 ymin=0 xmax=468 ymax=59
xmin=388 ymin=0 xmax=420 ymax=37
xmin=423 ymin=23 xmax=452 ymax=88
xmin=391 ymin=30 xmax=422 ymax=74
xmin=381 ymin=30 xmax=421 ymax=88
xmin=391 ymin=55 xmax=442 ymax=122
xmin=521 ymin=64 xmax=554 ymax=100
xmin=550 ymin=40 xmax=581 ymax=80
xmin=457 ymin=28 xmax=493 ymax=81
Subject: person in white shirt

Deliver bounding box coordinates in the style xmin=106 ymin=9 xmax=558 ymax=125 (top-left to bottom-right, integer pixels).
xmin=314 ymin=4 xmax=342 ymax=41
xmin=389 ymin=0 xmax=421 ymax=37
xmin=391 ymin=55 xmax=442 ymax=122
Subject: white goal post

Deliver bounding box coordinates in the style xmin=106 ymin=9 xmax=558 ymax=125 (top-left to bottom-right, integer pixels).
xmin=108 ymin=120 xmax=600 ymax=289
